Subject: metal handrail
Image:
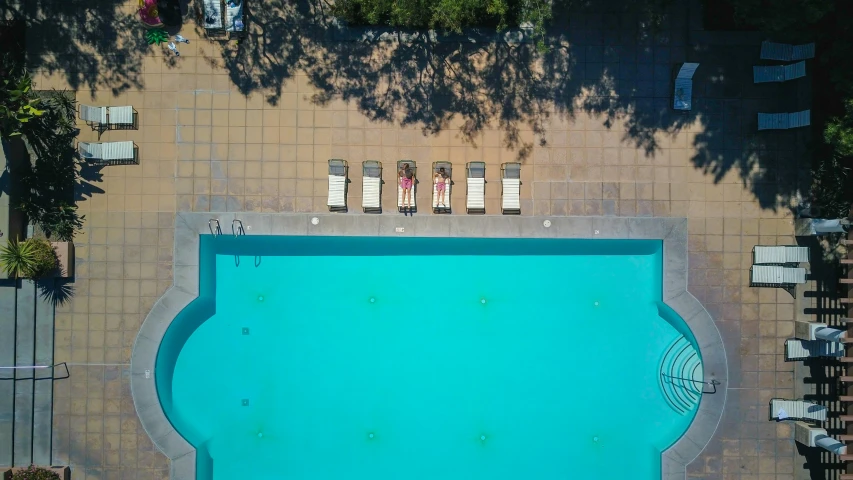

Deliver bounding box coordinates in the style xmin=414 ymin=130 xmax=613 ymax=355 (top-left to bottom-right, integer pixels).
xmin=0 ymin=362 xmax=70 ymax=380
xmin=209 ymin=219 xmax=222 ymax=237
xmin=661 ymin=373 xmax=720 ymax=393
xmin=232 ymin=219 xmax=245 ymax=237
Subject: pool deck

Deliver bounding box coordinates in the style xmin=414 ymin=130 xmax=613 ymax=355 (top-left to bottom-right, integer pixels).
xmin=7 ymin=0 xmax=815 ymax=478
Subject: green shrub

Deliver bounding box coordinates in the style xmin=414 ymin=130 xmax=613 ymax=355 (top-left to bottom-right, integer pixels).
xmin=0 ymin=238 xmax=57 ymax=278
xmin=10 ymin=466 xmax=60 ymax=480
xmin=28 ymin=239 xmax=58 ymax=277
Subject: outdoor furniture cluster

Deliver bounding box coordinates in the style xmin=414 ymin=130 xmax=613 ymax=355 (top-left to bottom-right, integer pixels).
xmin=79 ymin=105 xmax=137 ymax=131
xmin=201 ymin=0 xmax=246 ymax=39
xmin=77 ymin=104 xmax=139 ymax=165
xmin=768 ymin=235 xmax=853 ymax=465
xmin=755 ymin=41 xmax=815 ymax=130
xmin=324 ymin=160 xmax=522 ymax=215
xmin=749 ymin=245 xmax=809 ymax=291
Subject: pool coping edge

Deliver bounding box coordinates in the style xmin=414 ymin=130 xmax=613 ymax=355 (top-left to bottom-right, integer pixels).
xmin=130 ymin=213 xmax=728 ymax=480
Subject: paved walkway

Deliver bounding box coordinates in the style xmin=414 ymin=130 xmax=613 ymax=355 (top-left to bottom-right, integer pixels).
xmin=17 ymin=0 xmax=817 ymax=478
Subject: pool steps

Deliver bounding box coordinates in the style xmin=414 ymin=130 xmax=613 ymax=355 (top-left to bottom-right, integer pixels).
xmin=659 ymin=335 xmax=703 ymax=415
xmin=0 ymin=279 xmax=56 ymax=468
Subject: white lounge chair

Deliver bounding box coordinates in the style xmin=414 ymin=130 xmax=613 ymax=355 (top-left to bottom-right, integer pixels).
xmin=397 ymin=160 xmax=416 ymax=212
xmin=785 ymin=338 xmax=843 ymax=361
xmin=432 ymin=161 xmax=452 ymax=213
xmin=362 ymin=160 xmax=382 ymax=213
xmin=202 ymin=0 xmax=223 ymax=29
xmin=79 ymin=105 xmax=106 ymax=126
xmin=753 ymin=245 xmax=809 ymax=265
xmin=327 ymin=159 xmax=348 ymax=212
xmin=750 ymin=265 xmax=807 ymax=285
xmin=760 ymin=41 xmax=815 ymax=61
xmin=769 ymin=398 xmax=827 ymax=422
xmin=466 ymin=161 xmax=486 ymax=214
xmin=501 ymin=162 xmax=521 ymax=214
xmin=78 ymin=141 xmax=138 ymax=165
xmin=108 ymin=106 xmax=135 ymax=127
xmin=753 ymin=62 xmax=806 ymax=83
xmin=673 ymin=63 xmax=699 ymax=111
xmin=79 ymin=105 xmax=136 ymax=129
xmin=224 ymin=0 xmax=244 ymax=32
xmin=758 ymin=110 xmax=810 ymax=130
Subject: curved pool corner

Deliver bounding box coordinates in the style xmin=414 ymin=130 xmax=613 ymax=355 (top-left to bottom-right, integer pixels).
xmin=130 ymin=213 xmax=728 ymax=480
xmin=655 ymin=216 xmax=728 ymax=479
xmin=130 ymin=212 xmax=215 ymax=480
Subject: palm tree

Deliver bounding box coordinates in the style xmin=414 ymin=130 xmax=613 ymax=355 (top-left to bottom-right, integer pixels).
xmin=0 ymin=238 xmax=38 ymax=278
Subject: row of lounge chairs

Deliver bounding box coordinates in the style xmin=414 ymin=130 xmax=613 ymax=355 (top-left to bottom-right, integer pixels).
xmin=327 ymin=160 xmax=521 ymax=214
xmin=755 ymin=41 xmax=814 ymax=130
xmin=749 ymin=245 xmax=809 ymax=288
xmin=78 ymin=104 xmax=140 ymax=165
xmin=79 ymin=105 xmax=137 ymax=129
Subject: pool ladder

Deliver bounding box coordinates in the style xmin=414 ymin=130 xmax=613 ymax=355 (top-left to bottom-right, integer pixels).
xmin=209 ymin=219 xmax=246 ymax=237
xmin=209 ymin=219 xmax=222 ymax=236
xmin=232 ymin=219 xmax=245 ymax=237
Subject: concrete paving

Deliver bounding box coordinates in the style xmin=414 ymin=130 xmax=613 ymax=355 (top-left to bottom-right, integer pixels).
xmin=12 ymin=0 xmax=819 ymax=478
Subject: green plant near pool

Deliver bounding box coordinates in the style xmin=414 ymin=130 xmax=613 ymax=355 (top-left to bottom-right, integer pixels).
xmin=10 ymin=466 xmax=60 ymax=480
xmin=0 ymin=238 xmax=57 ymax=278
xmin=145 ymin=28 xmax=169 ymax=45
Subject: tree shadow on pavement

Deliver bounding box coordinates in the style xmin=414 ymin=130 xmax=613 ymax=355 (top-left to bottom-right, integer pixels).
xmin=4 ymin=0 xmax=150 ymax=95
xmin=2 ymin=0 xmax=809 ymax=212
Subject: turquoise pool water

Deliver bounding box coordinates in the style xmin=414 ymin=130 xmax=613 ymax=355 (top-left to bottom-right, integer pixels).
xmin=156 ymin=237 xmax=699 ymax=480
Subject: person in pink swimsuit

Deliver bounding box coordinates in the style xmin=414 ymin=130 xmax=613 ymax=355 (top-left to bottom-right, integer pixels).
xmin=399 ymin=163 xmax=415 ymax=211
xmin=434 ymin=167 xmax=449 ymax=207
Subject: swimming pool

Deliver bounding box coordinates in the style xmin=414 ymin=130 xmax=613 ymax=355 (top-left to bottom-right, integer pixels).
xmin=154 ymin=235 xmax=702 ymax=480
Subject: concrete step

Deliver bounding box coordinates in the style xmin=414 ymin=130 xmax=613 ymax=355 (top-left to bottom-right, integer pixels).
xmin=659 ymin=336 xmax=703 ymax=415
xmin=0 ymin=281 xmax=17 ymax=467
xmin=13 ymin=280 xmax=35 ymax=467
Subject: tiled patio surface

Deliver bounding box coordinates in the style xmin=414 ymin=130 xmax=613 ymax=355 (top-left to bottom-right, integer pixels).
xmin=17 ymin=0 xmax=819 ymax=478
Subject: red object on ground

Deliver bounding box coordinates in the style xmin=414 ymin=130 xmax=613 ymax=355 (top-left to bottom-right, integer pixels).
xmin=138 ymin=0 xmax=164 ymax=27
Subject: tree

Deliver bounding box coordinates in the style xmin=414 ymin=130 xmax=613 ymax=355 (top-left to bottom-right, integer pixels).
xmin=1 ymin=54 xmax=86 ymax=241
xmin=0 ymin=57 xmax=45 ymax=137
xmin=825 ymin=98 xmax=853 ymax=159
xmin=729 ymin=0 xmax=833 ymax=34
xmin=331 ymin=0 xmax=552 ymax=39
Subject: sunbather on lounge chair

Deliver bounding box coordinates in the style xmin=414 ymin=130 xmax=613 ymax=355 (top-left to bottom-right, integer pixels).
xmin=434 ymin=167 xmax=449 ymax=208
xmin=399 ymin=163 xmax=415 ymax=211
